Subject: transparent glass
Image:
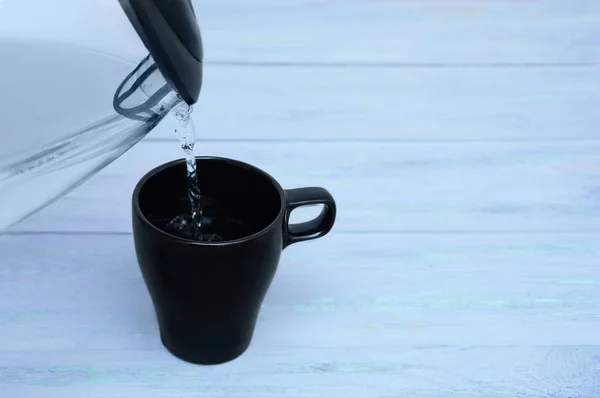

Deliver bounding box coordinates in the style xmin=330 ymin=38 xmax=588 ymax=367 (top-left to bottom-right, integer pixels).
xmin=0 ymin=0 xmax=180 ymax=230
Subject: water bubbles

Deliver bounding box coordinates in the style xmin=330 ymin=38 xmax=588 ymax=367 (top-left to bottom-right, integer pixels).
xmin=165 ymin=213 xmax=224 ymax=242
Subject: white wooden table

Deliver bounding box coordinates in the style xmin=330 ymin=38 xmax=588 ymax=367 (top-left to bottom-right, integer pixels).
xmin=2 ymin=1 xmax=600 ymax=396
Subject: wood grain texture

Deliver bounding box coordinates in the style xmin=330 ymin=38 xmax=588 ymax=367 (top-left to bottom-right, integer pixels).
xmin=3 ymin=0 xmax=600 ymax=396
xmin=1 ymin=233 xmax=600 ymax=396
xmin=146 ymin=66 xmax=600 ymax=141
xmin=192 ymin=0 xmax=600 ymax=64
xmin=9 ymin=140 xmax=600 ymax=233
xmin=1 ymin=347 xmax=600 ymax=397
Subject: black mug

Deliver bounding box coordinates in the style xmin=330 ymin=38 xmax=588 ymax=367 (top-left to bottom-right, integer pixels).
xmin=132 ymin=156 xmax=336 ymax=365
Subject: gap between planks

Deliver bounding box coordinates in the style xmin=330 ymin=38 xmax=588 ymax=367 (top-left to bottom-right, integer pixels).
xmin=5 ymin=230 xmax=600 ymax=236
xmin=204 ymin=60 xmax=600 ymax=69
xmin=143 ymin=137 xmax=600 ymax=144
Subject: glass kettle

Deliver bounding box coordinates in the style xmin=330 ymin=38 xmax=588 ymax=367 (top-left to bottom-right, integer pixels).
xmin=0 ymin=0 xmax=203 ymax=231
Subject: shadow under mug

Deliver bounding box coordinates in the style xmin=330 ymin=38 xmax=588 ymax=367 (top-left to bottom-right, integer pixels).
xmin=131 ymin=156 xmax=337 ymax=365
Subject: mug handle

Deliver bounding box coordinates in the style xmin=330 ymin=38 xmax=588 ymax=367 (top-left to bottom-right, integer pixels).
xmin=283 ymin=187 xmax=337 ymax=248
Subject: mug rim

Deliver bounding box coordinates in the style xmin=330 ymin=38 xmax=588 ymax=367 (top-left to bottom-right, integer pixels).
xmin=132 ymin=156 xmax=287 ymax=246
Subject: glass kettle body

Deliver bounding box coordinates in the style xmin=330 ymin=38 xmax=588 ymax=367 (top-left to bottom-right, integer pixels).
xmin=0 ymin=0 xmax=203 ymax=231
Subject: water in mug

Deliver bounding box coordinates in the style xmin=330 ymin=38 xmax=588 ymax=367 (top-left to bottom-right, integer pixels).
xmin=161 ymin=102 xmax=253 ymax=242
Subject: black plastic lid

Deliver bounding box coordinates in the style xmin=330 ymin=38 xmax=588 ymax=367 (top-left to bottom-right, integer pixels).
xmin=119 ymin=0 xmax=203 ymax=105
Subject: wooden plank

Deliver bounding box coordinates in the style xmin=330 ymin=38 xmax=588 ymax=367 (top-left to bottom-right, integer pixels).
xmin=2 ymin=233 xmax=599 ymax=347
xmin=2 ymin=347 xmax=600 ymax=397
xmin=149 ymin=67 xmax=600 ymax=141
xmin=1 ymin=233 xmax=599 ymax=396
xmin=147 ymin=66 xmax=600 ymax=141
xmin=7 ymin=0 xmax=600 ymax=65
xmin=191 ymin=0 xmax=600 ymax=64
xmin=9 ymin=140 xmax=600 ymax=233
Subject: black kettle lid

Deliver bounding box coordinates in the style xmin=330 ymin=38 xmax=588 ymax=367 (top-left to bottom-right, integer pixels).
xmin=119 ymin=0 xmax=203 ymax=105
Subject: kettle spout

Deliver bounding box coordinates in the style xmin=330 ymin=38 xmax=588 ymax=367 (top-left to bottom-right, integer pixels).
xmin=118 ymin=0 xmax=203 ymax=105
xmin=113 ymin=54 xmax=181 ymax=122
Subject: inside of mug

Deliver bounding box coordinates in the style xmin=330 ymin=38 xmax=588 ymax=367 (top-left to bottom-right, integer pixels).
xmin=137 ymin=158 xmax=282 ymax=241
